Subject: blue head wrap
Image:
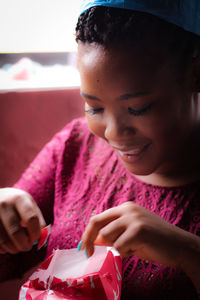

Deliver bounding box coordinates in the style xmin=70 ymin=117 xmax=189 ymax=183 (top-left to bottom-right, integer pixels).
xmin=79 ymin=0 xmax=200 ymax=36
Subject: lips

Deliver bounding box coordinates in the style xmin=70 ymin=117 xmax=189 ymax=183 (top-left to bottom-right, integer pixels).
xmin=112 ymin=143 xmax=151 ymax=164
xmin=118 ymin=148 xmax=142 ymax=156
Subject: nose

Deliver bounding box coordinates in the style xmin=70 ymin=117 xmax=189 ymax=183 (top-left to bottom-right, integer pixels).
xmin=104 ymin=114 xmax=136 ymax=142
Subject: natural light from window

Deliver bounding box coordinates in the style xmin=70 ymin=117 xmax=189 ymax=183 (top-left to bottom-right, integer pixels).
xmin=0 ymin=0 xmax=82 ymax=52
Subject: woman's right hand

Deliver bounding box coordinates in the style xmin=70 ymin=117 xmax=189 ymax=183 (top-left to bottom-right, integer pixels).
xmin=0 ymin=188 xmax=46 ymax=254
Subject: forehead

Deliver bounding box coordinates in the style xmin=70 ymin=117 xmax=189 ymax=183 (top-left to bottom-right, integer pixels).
xmin=77 ymin=42 xmax=177 ymax=91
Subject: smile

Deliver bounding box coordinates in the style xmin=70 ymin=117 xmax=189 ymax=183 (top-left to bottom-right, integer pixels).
xmin=113 ymin=143 xmax=151 ymax=163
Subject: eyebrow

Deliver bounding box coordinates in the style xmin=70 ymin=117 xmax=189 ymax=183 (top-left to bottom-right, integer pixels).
xmin=80 ymin=91 xmax=99 ymax=101
xmin=118 ymin=92 xmax=151 ymax=100
xmin=80 ymin=91 xmax=151 ymax=101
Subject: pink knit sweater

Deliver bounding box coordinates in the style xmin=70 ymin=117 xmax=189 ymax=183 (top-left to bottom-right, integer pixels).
xmin=2 ymin=117 xmax=200 ymax=299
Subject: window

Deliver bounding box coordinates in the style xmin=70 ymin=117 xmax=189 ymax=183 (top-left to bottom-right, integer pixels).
xmin=0 ymin=0 xmax=81 ymax=52
xmin=0 ymin=0 xmax=81 ymax=90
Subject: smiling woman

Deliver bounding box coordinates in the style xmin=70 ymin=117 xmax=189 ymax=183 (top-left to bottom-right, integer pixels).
xmin=0 ymin=1 xmax=200 ymax=300
xmin=76 ymin=4 xmax=200 ymax=298
xmin=77 ymin=40 xmax=197 ymax=178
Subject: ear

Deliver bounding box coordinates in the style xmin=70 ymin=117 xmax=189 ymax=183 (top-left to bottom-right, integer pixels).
xmin=191 ymin=55 xmax=200 ymax=92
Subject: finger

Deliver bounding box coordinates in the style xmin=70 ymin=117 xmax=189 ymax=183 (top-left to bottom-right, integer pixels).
xmin=16 ymin=195 xmax=46 ymax=244
xmin=0 ymin=205 xmax=31 ymax=251
xmin=94 ymin=234 xmax=109 ymax=246
xmin=112 ymin=226 xmax=142 ymax=257
xmin=34 ymin=204 xmax=46 ymax=228
xmin=81 ymin=208 xmax=121 ymax=256
xmin=94 ymin=217 xmax=126 ymax=246
xmin=82 ymin=206 xmax=122 ymax=244
xmin=0 ymin=221 xmax=20 ymax=254
xmin=0 ymin=241 xmax=19 ymax=254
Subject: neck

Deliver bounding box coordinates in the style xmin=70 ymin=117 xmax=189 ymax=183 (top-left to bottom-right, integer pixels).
xmin=135 ymin=171 xmax=200 ymax=187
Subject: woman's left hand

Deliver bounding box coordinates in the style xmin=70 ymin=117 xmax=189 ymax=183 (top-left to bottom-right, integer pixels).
xmin=80 ymin=202 xmax=200 ymax=272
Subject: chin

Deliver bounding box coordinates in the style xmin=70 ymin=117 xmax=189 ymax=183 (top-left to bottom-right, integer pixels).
xmin=122 ymin=160 xmax=158 ymax=176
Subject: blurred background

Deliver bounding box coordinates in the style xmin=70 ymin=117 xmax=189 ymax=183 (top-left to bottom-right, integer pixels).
xmin=0 ymin=0 xmax=84 ymax=190
xmin=0 ymin=0 xmax=80 ymax=53
xmin=0 ymin=0 xmax=82 ymax=89
xmin=0 ymin=1 xmax=84 ymax=298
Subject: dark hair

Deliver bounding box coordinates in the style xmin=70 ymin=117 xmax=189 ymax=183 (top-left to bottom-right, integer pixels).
xmin=75 ymin=6 xmax=200 ymax=68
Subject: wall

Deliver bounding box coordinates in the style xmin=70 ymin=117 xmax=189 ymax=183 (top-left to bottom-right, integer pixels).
xmin=0 ymin=88 xmax=84 ymax=187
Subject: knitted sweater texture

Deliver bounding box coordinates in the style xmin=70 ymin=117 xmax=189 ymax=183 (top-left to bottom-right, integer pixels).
xmin=2 ymin=117 xmax=200 ymax=299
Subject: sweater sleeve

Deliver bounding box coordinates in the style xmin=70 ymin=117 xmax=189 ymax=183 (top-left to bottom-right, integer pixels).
xmin=13 ymin=123 xmax=72 ymax=225
xmin=0 ymin=120 xmax=77 ymax=282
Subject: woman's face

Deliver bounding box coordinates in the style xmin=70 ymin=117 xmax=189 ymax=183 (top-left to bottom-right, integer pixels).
xmin=77 ymin=42 xmax=195 ymax=176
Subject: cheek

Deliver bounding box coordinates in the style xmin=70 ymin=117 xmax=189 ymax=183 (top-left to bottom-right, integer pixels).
xmin=135 ymin=116 xmax=167 ymax=140
xmin=138 ymin=105 xmax=177 ymax=139
xmin=86 ymin=115 xmax=105 ymax=139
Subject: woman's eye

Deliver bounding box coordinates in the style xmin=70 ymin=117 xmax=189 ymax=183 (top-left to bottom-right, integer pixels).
xmin=128 ymin=103 xmax=153 ymax=116
xmin=85 ymin=107 xmax=104 ymax=115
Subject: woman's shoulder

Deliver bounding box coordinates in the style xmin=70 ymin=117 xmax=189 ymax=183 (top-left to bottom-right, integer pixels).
xmin=48 ymin=117 xmax=92 ymax=151
xmin=56 ymin=117 xmax=89 ymax=140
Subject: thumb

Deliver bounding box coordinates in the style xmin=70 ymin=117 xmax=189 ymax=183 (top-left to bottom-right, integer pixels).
xmin=94 ymin=234 xmax=112 ymax=246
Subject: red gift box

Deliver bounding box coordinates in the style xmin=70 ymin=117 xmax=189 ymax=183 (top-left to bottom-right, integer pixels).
xmin=19 ymin=246 xmax=122 ymax=300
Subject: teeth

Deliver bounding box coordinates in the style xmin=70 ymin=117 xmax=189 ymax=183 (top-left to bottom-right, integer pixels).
xmin=118 ymin=149 xmax=141 ymax=156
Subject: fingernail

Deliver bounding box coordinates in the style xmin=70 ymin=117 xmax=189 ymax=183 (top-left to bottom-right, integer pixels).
xmin=84 ymin=248 xmax=89 ymax=258
xmin=77 ymin=240 xmax=82 ymax=251
xmin=33 ymin=240 xmax=38 ymax=246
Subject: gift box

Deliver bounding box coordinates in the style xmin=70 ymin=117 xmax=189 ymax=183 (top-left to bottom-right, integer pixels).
xmin=19 ymin=246 xmax=122 ymax=300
